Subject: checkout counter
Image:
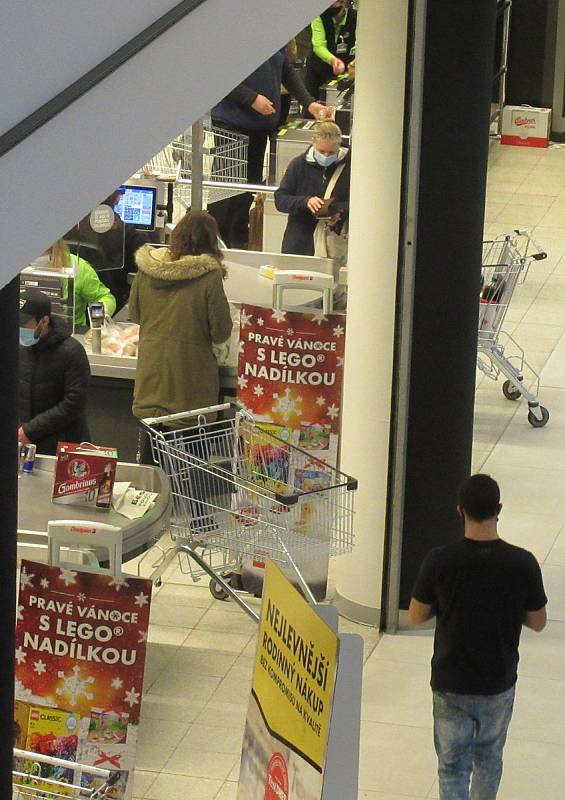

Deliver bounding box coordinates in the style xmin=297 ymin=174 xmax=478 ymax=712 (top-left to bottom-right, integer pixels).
xmin=18 ymin=455 xmax=171 ymax=567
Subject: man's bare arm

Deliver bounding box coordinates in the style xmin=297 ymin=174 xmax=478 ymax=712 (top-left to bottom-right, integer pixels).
xmin=409 ymin=598 xmax=435 ymax=625
xmin=523 ymin=607 xmax=547 ymax=632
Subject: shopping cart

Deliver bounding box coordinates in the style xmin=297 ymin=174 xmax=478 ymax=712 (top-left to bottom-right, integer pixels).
xmin=13 ymin=748 xmax=120 ymax=798
xmin=174 ymin=124 xmax=249 ymax=208
xmin=138 ymin=403 xmax=357 ymax=619
xmin=478 ymin=228 xmax=549 ymax=427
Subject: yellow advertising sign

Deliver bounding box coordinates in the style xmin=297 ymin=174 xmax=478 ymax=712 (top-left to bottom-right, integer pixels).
xmin=252 ymin=561 xmax=339 ymax=771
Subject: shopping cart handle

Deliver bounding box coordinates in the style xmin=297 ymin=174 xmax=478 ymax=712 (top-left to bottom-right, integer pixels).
xmin=141 ymin=403 xmax=235 ymax=427
xmin=513 ymin=228 xmax=547 ymax=260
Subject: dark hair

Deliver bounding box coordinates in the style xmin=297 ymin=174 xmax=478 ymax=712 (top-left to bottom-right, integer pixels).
xmin=458 ymin=474 xmax=500 ymax=522
xmin=169 ymin=211 xmax=225 ymax=273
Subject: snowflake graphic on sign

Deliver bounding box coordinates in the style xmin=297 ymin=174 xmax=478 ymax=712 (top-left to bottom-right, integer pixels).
xmin=272 ymin=388 xmax=302 ymax=423
xmin=56 ymin=665 xmax=95 ymax=707
xmin=59 ymin=568 xmax=77 ymax=587
xmin=124 ymin=687 xmax=140 ymax=707
xmin=134 ymin=592 xmax=149 ymax=608
xmin=20 ymin=567 xmax=34 ymax=592
xmin=109 ymin=575 xmax=130 ymax=592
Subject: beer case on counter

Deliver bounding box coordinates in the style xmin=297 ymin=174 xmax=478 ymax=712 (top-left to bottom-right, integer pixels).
xmin=52 ymin=442 xmax=118 ymax=510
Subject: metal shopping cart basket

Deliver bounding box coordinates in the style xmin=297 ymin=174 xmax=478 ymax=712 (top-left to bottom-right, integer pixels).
xmin=478 ymin=228 xmax=549 ymax=427
xmin=138 ymin=403 xmax=357 ymax=619
xmin=13 ymin=748 xmax=120 ymax=798
xmin=174 ymin=125 xmax=249 ymax=208
xmin=138 ymin=122 xmax=249 ymax=210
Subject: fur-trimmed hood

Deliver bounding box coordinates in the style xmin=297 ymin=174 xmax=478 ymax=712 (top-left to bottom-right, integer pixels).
xmin=135 ymin=245 xmax=223 ymax=287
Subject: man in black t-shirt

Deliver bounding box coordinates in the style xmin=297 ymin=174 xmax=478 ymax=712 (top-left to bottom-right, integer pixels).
xmin=410 ymin=474 xmax=547 ymax=800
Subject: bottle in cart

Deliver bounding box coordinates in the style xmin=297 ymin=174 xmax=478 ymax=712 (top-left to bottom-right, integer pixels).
xmin=482 ymin=275 xmax=505 ymax=303
xmin=95 ymin=464 xmax=114 ymax=509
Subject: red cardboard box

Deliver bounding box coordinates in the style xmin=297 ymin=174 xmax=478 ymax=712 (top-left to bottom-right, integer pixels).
xmin=501 ymin=105 xmax=551 ymax=148
xmin=52 ymin=442 xmax=118 ymax=510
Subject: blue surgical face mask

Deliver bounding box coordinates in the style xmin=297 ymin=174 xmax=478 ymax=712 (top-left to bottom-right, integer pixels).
xmin=19 ymin=327 xmax=37 ymax=347
xmin=314 ymin=151 xmax=338 ymax=168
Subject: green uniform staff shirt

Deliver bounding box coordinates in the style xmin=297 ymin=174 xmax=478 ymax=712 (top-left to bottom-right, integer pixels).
xmin=71 ymin=254 xmax=116 ymax=327
xmin=311 ymin=12 xmax=349 ymax=65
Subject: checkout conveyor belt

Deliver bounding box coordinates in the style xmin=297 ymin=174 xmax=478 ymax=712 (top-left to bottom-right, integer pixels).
xmin=18 ymin=456 xmax=171 ymax=566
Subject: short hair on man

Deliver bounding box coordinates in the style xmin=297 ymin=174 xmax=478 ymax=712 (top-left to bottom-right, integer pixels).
xmin=458 ymin=474 xmax=501 ymax=522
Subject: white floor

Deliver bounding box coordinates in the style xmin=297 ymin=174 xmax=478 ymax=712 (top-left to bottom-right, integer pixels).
xmin=127 ymin=141 xmax=565 ymax=799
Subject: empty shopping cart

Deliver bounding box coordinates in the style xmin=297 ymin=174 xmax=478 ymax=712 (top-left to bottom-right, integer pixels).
xmin=138 ymin=403 xmax=357 ymax=618
xmin=478 ymin=228 xmax=549 ymax=427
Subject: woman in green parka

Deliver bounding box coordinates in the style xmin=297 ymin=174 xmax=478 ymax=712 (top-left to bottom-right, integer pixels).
xmin=130 ymin=211 xmax=232 ymax=422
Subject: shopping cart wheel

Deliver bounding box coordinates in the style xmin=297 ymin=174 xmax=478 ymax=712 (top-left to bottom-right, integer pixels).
xmin=502 ymin=379 xmax=522 ymax=401
xmin=209 ymin=578 xmax=230 ymax=601
xmin=528 ymin=406 xmax=549 ymax=428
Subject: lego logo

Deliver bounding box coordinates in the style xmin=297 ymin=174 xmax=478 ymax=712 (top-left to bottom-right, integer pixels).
xmin=31 ymin=711 xmax=39 ymax=720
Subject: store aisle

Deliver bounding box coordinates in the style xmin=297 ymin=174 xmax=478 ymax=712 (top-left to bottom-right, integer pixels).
xmin=127 ymin=141 xmax=565 ymax=799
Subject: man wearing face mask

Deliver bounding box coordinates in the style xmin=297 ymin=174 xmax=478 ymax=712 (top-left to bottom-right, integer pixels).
xmin=274 ymin=121 xmax=350 ymax=255
xmin=304 ymin=1 xmax=357 ymax=110
xmin=19 ymin=289 xmax=91 ymax=455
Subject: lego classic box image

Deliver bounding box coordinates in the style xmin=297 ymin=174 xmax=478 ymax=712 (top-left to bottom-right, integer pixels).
xmin=52 ymin=442 xmax=118 ymax=510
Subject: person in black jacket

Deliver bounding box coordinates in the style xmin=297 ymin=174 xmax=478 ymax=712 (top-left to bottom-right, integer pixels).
xmin=18 ymin=289 xmax=91 ymax=455
xmin=274 ymin=121 xmax=350 ymax=256
xmin=209 ymin=49 xmax=329 ymax=248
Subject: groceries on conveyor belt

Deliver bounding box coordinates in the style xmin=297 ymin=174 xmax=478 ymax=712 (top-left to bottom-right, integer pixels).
xmin=86 ymin=320 xmax=139 ymax=357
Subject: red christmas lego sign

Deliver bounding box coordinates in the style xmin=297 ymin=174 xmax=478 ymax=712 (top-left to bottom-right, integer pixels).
xmin=237 ymin=305 xmax=346 ymax=436
xmin=15 ymin=561 xmax=152 ymax=798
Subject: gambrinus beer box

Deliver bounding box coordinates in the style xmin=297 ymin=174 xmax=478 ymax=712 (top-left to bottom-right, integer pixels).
xmin=53 ymin=443 xmax=118 ymax=510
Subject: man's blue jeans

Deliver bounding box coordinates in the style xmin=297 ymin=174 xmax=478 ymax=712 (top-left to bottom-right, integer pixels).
xmin=433 ymin=686 xmax=515 ymax=800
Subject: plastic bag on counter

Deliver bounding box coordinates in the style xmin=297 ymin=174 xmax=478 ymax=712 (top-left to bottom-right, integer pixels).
xmin=85 ymin=319 xmax=140 ymax=357
xmin=212 ymin=304 xmax=240 ymax=367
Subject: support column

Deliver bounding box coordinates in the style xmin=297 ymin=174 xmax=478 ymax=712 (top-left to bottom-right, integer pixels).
xmin=335 ymin=0 xmax=409 ymax=625
xmin=0 ymin=277 xmax=18 ymax=793
xmin=395 ymin=0 xmax=498 ymax=617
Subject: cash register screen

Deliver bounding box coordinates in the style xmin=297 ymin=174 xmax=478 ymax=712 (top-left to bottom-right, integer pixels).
xmin=114 ymin=186 xmax=157 ymax=230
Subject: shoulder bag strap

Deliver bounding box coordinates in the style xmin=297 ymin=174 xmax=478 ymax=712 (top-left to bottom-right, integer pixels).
xmin=323 ymin=161 xmax=347 ymax=200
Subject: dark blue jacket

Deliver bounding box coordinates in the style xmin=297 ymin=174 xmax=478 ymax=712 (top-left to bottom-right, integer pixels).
xmin=212 ymin=51 xmax=313 ymax=135
xmin=275 ymin=146 xmax=350 ymax=256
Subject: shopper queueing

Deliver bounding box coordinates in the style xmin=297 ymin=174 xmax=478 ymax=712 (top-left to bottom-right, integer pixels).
xmin=409 ymin=474 xmax=547 ymax=800
xmin=304 ymin=0 xmax=357 ymax=109
xmin=130 ymin=210 xmax=232 ymax=426
xmin=274 ymin=121 xmax=350 ymax=256
xmin=210 ymin=49 xmax=329 ymax=248
xmin=18 ymin=289 xmax=91 ymax=455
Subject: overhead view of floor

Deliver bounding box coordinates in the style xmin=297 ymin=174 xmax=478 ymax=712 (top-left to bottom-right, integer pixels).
xmin=126 ymin=140 xmax=565 ymax=800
